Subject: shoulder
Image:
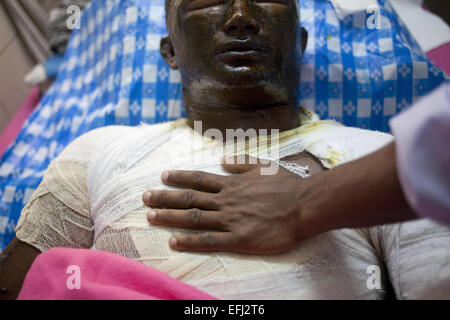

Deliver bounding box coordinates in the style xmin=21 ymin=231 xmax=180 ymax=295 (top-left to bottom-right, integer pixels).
xmin=40 ymin=126 xmax=139 ymax=217
xmin=295 ymin=120 xmax=394 ymax=168
xmin=58 ymin=120 xmax=187 ymax=163
xmin=57 ymin=125 xmax=135 ymax=163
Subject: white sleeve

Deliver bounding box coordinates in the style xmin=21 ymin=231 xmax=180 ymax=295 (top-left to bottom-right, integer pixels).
xmin=389 ymin=82 xmax=450 ymax=225
xmin=369 ymin=220 xmax=450 ymax=299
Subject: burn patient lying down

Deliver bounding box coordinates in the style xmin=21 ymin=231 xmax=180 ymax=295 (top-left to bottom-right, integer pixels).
xmin=2 ymin=0 xmax=450 ymax=299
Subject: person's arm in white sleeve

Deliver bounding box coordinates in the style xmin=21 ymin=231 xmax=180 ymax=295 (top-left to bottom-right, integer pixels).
xmin=390 ymin=82 xmax=450 ymax=225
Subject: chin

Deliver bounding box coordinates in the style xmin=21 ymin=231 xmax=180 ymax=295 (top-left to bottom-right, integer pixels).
xmin=215 ymin=63 xmax=276 ymax=85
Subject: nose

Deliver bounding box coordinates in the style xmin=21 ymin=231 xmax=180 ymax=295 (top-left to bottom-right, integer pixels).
xmin=224 ymin=0 xmax=259 ymax=38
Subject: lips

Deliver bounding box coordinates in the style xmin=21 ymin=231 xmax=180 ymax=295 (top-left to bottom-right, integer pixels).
xmin=216 ymin=40 xmax=269 ymax=54
xmin=216 ymin=40 xmax=269 ymax=65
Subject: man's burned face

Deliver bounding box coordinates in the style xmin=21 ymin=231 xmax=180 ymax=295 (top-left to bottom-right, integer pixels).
xmin=161 ymin=0 xmax=306 ymax=107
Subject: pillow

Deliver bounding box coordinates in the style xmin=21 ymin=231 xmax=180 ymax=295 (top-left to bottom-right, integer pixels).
xmin=298 ymin=0 xmax=445 ymax=131
xmin=0 ymin=0 xmax=446 ymax=249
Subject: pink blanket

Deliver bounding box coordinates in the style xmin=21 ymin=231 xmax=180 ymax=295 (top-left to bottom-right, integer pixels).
xmin=18 ymin=248 xmax=216 ymax=300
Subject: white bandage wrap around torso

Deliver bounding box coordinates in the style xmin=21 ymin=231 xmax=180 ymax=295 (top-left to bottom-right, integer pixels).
xmin=15 ymin=118 xmax=450 ymax=299
xmin=87 ymin=119 xmax=392 ymax=241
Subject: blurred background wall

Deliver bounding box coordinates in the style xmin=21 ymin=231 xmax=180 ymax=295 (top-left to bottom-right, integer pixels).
xmin=0 ymin=0 xmax=59 ymax=133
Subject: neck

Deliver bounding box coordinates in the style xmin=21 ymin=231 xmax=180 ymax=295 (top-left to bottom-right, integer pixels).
xmin=183 ymin=86 xmax=301 ymax=135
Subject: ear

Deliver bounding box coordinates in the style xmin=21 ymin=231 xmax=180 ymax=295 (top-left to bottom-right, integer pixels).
xmin=160 ymin=36 xmax=178 ymax=70
xmin=301 ymin=27 xmax=308 ymax=54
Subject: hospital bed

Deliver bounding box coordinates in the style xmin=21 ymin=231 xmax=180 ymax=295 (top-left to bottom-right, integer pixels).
xmin=0 ymin=0 xmax=448 ymax=250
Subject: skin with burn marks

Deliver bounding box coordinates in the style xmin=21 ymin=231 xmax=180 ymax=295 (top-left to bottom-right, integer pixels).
xmin=161 ymin=0 xmax=307 ymax=134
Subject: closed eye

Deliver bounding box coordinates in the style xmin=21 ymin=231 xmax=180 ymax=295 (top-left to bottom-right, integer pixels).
xmin=255 ymin=0 xmax=288 ymax=5
xmin=187 ymin=0 xmax=226 ymax=11
xmin=254 ymin=0 xmax=289 ymax=4
xmin=187 ymin=0 xmax=289 ymax=12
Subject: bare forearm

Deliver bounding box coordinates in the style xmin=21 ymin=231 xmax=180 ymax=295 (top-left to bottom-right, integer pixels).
xmin=300 ymin=142 xmax=418 ymax=235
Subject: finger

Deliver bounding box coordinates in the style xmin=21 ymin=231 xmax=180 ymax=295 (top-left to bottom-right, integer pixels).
xmin=221 ymin=155 xmax=263 ymax=173
xmin=143 ymin=189 xmax=218 ymax=210
xmin=161 ymin=170 xmax=226 ymax=193
xmin=169 ymin=232 xmax=236 ymax=252
xmin=147 ymin=208 xmax=227 ymax=231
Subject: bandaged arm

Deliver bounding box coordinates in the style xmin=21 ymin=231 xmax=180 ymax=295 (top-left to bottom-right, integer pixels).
xmin=0 ymin=128 xmax=107 ymax=299
xmin=0 ymin=164 xmax=94 ymax=299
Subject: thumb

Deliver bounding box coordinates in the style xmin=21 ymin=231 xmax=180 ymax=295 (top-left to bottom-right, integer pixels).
xmin=221 ymin=155 xmax=261 ymax=173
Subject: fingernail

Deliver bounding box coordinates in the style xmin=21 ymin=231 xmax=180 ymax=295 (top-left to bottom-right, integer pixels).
xmin=143 ymin=191 xmax=152 ymax=203
xmin=169 ymin=237 xmax=177 ymax=248
xmin=147 ymin=210 xmax=156 ymax=222
xmin=161 ymin=171 xmax=170 ymax=182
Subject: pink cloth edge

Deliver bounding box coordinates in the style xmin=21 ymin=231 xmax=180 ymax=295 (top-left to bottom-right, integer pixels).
xmin=0 ymin=87 xmax=40 ymax=159
xmin=426 ymin=43 xmax=450 ymax=76
xmin=422 ymin=2 xmax=450 ymax=75
xmin=18 ymin=248 xmax=217 ymax=300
